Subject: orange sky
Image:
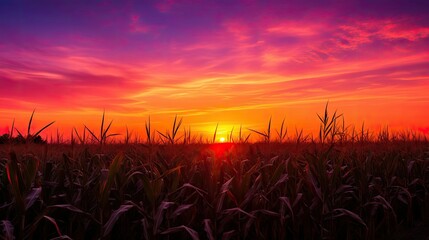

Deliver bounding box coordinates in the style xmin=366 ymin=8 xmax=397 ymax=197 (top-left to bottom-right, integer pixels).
xmin=1 ymin=1 xmax=429 ymax=141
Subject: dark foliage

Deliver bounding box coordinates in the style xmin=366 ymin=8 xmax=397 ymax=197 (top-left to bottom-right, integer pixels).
xmin=0 ymin=134 xmax=46 ymax=144
xmin=1 ymin=141 xmax=428 ymax=239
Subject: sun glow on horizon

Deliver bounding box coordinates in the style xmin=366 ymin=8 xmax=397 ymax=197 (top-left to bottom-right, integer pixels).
xmin=219 ymin=137 xmax=226 ymax=143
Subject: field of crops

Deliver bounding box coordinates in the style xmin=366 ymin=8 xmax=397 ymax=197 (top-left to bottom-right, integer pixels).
xmin=1 ymin=109 xmax=429 ymax=239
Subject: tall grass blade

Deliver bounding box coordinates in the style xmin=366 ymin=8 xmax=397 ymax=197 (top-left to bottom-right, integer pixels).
xmin=161 ymin=225 xmax=200 ymax=240
xmin=100 ymin=109 xmax=105 ymax=143
xmin=154 ymin=201 xmax=175 ymax=234
xmin=28 ymin=109 xmax=35 ymax=136
xmin=31 ymin=121 xmax=55 ymax=142
xmin=102 ymin=205 xmax=134 ymax=237
xmin=10 ymin=118 xmax=15 ymax=139
xmin=84 ymin=125 xmax=99 ymax=143
xmin=213 ymin=123 xmax=218 ymax=143
xmin=25 ymin=187 xmax=41 ymax=210
xmin=100 ymin=153 xmax=123 ymax=208
xmin=145 ymin=116 xmax=151 ymax=144
xmin=1 ymin=220 xmax=14 ymax=240
xmin=42 ymin=215 xmax=63 ymax=237
xmin=6 ymin=152 xmax=24 ymax=213
xmin=203 ymin=219 xmax=215 ymax=240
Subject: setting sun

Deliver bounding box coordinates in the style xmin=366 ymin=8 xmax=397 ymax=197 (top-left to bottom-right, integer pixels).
xmin=1 ymin=1 xmax=429 ymax=239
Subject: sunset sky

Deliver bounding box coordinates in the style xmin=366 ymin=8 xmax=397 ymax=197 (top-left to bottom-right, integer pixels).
xmin=1 ymin=0 xmax=429 ymax=140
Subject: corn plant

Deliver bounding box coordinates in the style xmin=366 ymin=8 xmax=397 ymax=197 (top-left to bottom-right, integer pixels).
xmin=124 ymin=126 xmax=132 ymax=144
xmin=183 ymin=126 xmax=192 ymax=144
xmin=157 ymin=115 xmax=183 ymax=144
xmin=229 ymin=126 xmax=234 ymax=142
xmin=84 ymin=110 xmax=119 ymax=146
xmin=236 ymin=124 xmax=251 ymax=143
xmin=73 ymin=126 xmax=87 ymax=144
xmin=15 ymin=110 xmax=55 ymax=144
xmin=212 ymin=123 xmax=219 ymax=143
xmin=248 ymin=117 xmax=272 ymax=143
xmin=276 ymin=118 xmax=287 ymax=143
xmin=145 ymin=116 xmax=155 ymax=145
xmin=1 ymin=107 xmax=429 ymax=240
xmin=317 ymin=102 xmax=342 ymax=144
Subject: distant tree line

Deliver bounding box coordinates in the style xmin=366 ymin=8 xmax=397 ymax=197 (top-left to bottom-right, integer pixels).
xmin=0 ymin=134 xmax=46 ymax=144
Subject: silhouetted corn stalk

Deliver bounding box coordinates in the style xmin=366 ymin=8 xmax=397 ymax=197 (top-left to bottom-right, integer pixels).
xmin=15 ymin=110 xmax=55 ymax=144
xmin=248 ymin=117 xmax=272 ymax=143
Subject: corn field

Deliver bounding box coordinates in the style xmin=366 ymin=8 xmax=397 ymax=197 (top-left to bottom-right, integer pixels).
xmin=1 ymin=107 xmax=429 ymax=239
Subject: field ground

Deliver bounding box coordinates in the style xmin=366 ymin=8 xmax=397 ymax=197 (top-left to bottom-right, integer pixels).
xmin=1 ymin=141 xmax=429 ymax=239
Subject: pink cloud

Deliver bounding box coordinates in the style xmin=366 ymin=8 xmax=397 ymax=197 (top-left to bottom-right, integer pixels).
xmin=223 ymin=20 xmax=252 ymax=42
xmin=0 ymin=43 xmax=153 ymax=113
xmin=266 ymin=22 xmax=323 ymax=37
xmin=2 ymin=6 xmax=429 ymax=135
xmin=378 ymin=23 xmax=429 ymax=41
xmin=333 ymin=19 xmax=429 ymax=50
